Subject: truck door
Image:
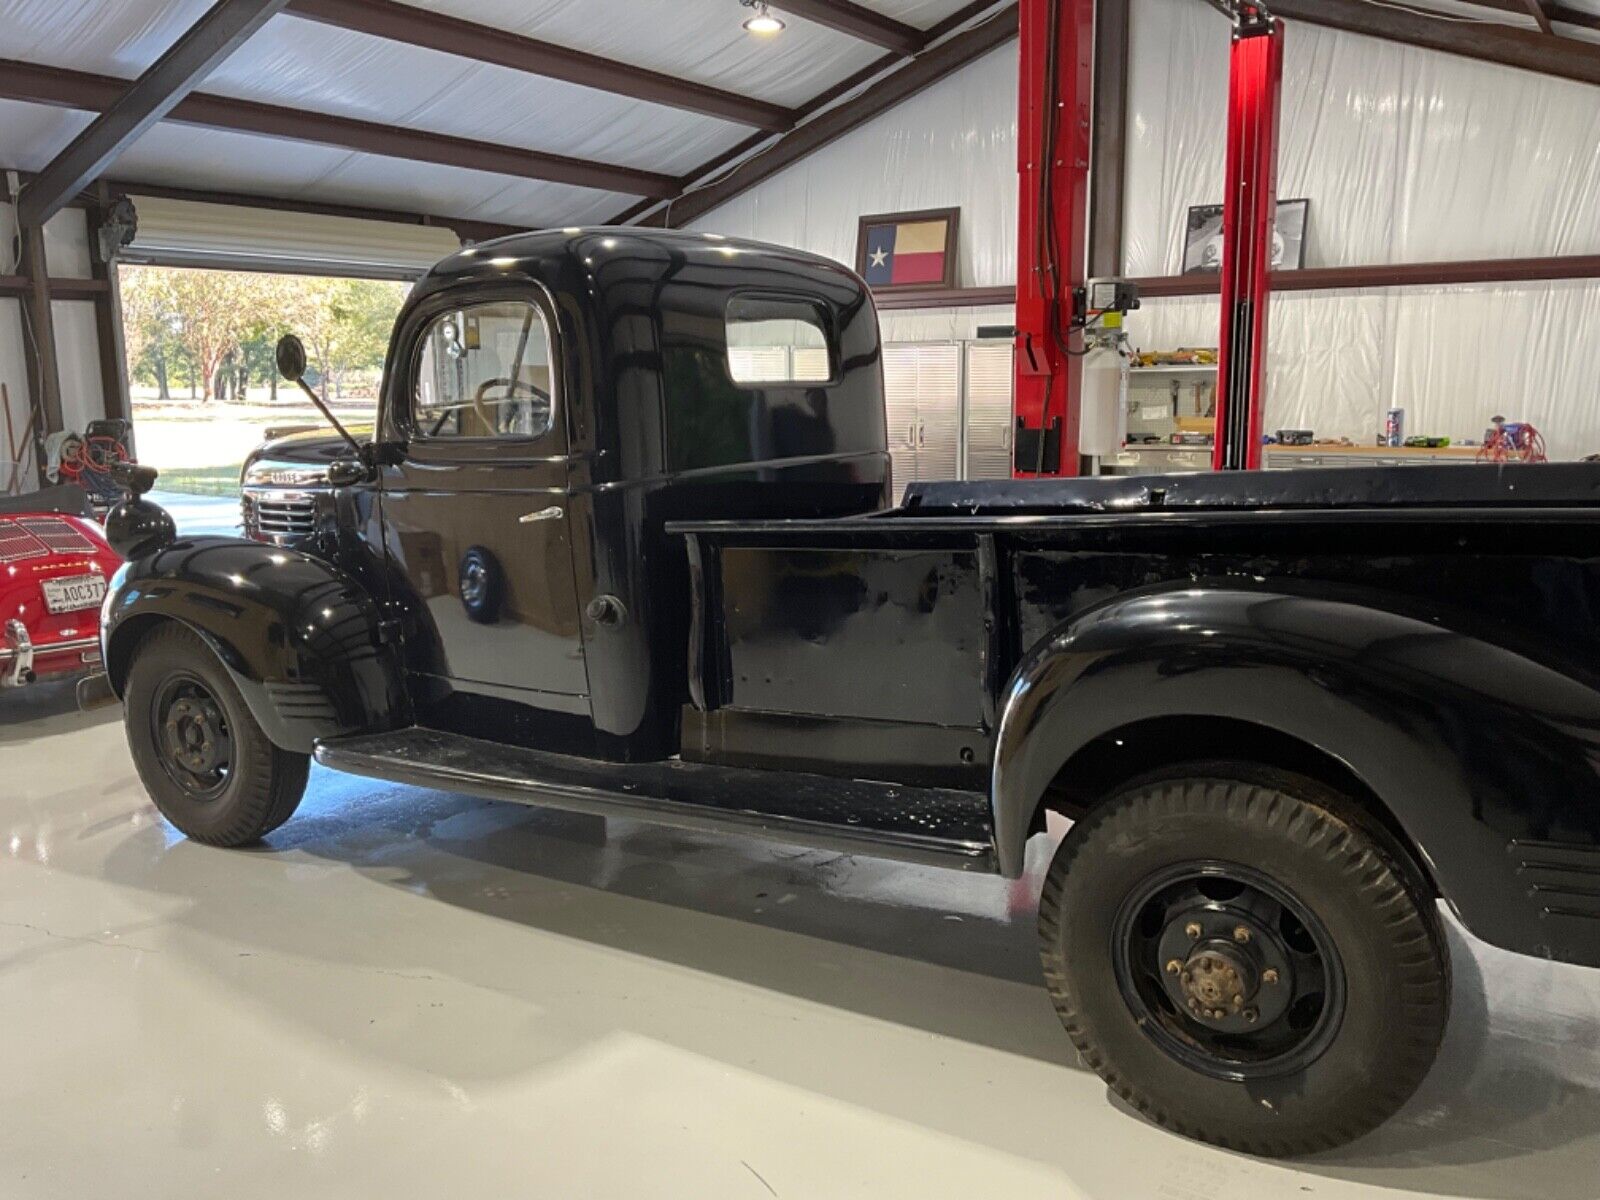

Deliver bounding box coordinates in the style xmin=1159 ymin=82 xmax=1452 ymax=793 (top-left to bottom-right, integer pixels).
xmin=378 ymin=293 xmax=589 ymax=715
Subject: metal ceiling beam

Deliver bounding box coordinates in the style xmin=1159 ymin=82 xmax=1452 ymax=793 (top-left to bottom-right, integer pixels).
xmin=283 ymin=0 xmax=794 ymax=131
xmin=0 ymin=60 xmax=678 ymax=198
xmin=1270 ymin=0 xmax=1600 ymax=88
xmin=18 ymin=0 xmax=290 ymax=228
xmin=1460 ymin=0 xmax=1600 ymax=25
xmin=1552 ymin=4 xmax=1600 ymax=32
xmin=630 ymin=3 xmax=1018 ymax=228
xmin=773 ymin=0 xmax=925 ymax=54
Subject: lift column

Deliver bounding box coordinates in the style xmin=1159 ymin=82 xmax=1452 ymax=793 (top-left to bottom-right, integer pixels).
xmin=1211 ymin=6 xmax=1283 ymax=472
xmin=1013 ymin=0 xmax=1094 ymax=479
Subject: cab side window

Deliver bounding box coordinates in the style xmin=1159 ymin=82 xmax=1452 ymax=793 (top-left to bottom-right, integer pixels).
xmin=414 ymin=300 xmax=555 ymax=439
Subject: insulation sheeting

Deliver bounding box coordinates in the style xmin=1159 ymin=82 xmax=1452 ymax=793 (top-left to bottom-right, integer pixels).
xmin=686 ymin=40 xmax=1020 ymax=288
xmin=395 ymin=0 xmax=972 ymax=109
xmin=0 ymin=0 xmax=978 ymax=228
xmin=1124 ymin=0 xmax=1600 ymax=275
xmin=209 ymin=17 xmax=752 ymax=180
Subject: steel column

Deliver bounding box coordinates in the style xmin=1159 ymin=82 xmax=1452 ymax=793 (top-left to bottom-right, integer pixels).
xmin=1211 ymin=13 xmax=1283 ymax=472
xmin=1013 ymin=0 xmax=1093 ymax=478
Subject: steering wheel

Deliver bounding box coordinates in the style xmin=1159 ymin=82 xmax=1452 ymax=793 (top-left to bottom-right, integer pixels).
xmin=471 ymin=377 xmax=552 ymax=436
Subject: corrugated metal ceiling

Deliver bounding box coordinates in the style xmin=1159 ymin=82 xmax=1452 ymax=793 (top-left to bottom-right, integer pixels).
xmin=0 ymin=0 xmax=981 ymax=229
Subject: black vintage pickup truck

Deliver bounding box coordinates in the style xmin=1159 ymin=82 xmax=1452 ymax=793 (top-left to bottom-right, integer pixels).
xmin=98 ymin=229 xmax=1600 ymax=1156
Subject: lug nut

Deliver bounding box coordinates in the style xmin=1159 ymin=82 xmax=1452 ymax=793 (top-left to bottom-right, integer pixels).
xmin=1244 ymin=1008 xmax=1259 ymax=1024
xmin=1262 ymin=968 xmax=1279 ymax=985
xmin=1165 ymin=959 xmax=1182 ymax=975
xmin=1233 ymin=925 xmax=1251 ymax=944
xmin=1185 ymin=922 xmax=1203 ymax=939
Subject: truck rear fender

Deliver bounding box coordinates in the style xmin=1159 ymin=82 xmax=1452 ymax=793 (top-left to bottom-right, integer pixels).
xmin=991 ymin=587 xmax=1600 ymax=962
xmin=103 ymin=537 xmax=408 ymax=753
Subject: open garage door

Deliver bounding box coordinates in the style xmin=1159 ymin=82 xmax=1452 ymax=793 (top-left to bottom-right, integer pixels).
xmin=121 ymin=196 xmax=463 ymax=281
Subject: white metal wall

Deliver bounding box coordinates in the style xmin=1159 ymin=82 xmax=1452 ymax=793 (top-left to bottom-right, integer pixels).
xmin=686 ymin=0 xmax=1600 ymax=461
xmin=0 ymin=201 xmax=103 ymax=493
xmin=1122 ymin=0 xmax=1600 ymax=459
xmin=1124 ymin=0 xmax=1600 ymax=275
xmin=685 ymin=40 xmax=1019 ymax=289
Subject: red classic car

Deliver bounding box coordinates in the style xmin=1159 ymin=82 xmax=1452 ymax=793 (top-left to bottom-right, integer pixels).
xmin=0 ymin=486 xmax=120 ymax=688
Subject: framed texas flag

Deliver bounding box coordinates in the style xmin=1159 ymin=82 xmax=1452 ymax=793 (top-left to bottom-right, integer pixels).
xmin=856 ymin=207 xmax=960 ymax=292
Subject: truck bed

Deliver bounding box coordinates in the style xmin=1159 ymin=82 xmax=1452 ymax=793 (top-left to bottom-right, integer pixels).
xmin=670 ymin=463 xmax=1600 ymax=793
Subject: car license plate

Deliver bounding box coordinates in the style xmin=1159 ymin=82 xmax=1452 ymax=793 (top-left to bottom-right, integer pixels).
xmin=41 ymin=574 xmax=106 ymax=614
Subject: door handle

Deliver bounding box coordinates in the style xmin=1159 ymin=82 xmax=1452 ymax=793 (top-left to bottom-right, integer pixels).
xmin=519 ymin=505 xmax=563 ymax=524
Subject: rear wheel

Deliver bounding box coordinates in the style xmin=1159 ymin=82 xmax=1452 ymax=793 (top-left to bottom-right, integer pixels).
xmin=1039 ymin=765 xmax=1450 ymax=1156
xmin=124 ymin=623 xmax=309 ymax=846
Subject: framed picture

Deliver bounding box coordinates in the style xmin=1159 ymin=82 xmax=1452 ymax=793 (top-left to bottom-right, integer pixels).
xmin=1182 ymin=198 xmax=1310 ymax=275
xmin=856 ymin=207 xmax=960 ymax=291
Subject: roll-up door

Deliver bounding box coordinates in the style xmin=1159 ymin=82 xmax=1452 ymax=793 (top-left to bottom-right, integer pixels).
xmin=122 ymin=196 xmax=462 ymax=280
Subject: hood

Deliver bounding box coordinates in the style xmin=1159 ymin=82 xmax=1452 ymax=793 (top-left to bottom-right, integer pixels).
xmin=242 ymin=426 xmax=374 ymax=486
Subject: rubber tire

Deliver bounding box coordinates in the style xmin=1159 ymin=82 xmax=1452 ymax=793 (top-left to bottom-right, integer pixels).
xmin=124 ymin=622 xmax=310 ymax=847
xmin=1039 ymin=764 xmax=1450 ymax=1157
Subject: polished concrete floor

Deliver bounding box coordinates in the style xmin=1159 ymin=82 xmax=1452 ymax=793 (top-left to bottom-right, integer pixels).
xmin=3 ymin=679 xmax=1599 ymax=1199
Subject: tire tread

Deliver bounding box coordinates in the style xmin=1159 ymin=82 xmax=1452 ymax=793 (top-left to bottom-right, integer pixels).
xmin=1038 ymin=762 xmax=1450 ymax=1157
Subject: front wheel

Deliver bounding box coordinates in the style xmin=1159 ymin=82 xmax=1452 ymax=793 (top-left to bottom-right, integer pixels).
xmin=1039 ymin=765 xmax=1450 ymax=1156
xmin=124 ymin=623 xmax=309 ymax=846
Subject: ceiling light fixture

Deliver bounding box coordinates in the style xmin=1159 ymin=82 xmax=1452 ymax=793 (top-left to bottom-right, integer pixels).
xmin=741 ymin=1 xmax=785 ymax=34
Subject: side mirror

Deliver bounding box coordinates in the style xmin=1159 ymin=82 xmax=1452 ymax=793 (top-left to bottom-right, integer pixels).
xmin=110 ymin=461 xmax=159 ymax=498
xmin=276 ymin=334 xmax=308 ymax=383
xmin=327 ymin=458 xmax=367 ymax=488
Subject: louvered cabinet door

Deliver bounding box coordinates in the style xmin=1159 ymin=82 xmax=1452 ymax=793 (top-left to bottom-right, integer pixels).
xmin=963 ymin=342 xmax=1014 ymax=481
xmin=881 ymin=344 xmax=925 ymax=503
xmin=913 ymin=343 xmax=962 ymax=485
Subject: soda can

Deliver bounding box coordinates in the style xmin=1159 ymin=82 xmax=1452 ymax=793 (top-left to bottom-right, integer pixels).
xmin=1384 ymin=408 xmax=1405 ymax=448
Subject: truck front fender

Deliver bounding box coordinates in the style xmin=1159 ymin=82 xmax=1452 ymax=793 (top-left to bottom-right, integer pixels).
xmin=104 ymin=537 xmax=408 ymax=753
xmin=991 ymin=587 xmax=1600 ymax=964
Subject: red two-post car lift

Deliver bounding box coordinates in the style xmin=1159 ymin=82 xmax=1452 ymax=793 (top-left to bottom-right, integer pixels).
xmin=1013 ymin=0 xmax=1285 ymax=477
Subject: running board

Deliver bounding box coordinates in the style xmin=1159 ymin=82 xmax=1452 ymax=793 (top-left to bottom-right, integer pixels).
xmin=315 ymin=727 xmax=996 ymax=871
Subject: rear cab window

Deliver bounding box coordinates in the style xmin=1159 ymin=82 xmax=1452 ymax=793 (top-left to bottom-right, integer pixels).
xmin=726 ymin=295 xmax=835 ymax=386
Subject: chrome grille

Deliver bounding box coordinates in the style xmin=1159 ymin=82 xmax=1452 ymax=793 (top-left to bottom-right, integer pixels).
xmin=243 ymin=491 xmax=319 ymax=543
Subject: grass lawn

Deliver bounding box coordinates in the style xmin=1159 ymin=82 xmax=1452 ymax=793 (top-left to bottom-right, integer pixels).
xmin=153 ymin=464 xmax=245 ymax=497
xmin=132 ymin=389 xmax=372 ymax=497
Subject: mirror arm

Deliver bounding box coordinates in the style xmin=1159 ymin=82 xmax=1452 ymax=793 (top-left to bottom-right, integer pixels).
xmin=291 ymin=377 xmax=363 ymax=460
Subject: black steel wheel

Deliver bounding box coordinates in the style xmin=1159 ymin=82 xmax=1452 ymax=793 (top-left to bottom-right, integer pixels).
xmin=1039 ymin=764 xmax=1450 ymax=1156
xmin=150 ymin=672 xmax=234 ymax=801
xmin=1112 ymin=859 xmax=1347 ymax=1083
xmin=124 ymin=623 xmax=310 ymax=847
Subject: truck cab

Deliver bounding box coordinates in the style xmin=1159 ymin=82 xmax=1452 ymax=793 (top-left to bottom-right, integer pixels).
xmin=97 ymin=227 xmax=1600 ymax=1158
xmin=235 ymin=228 xmax=889 ymax=762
